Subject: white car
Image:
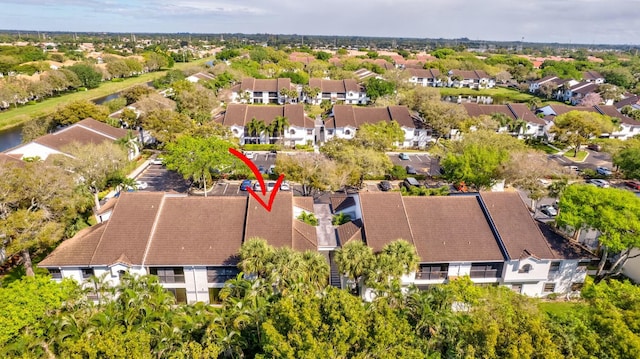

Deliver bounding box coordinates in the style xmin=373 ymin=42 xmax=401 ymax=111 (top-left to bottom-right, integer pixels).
xmin=244 ymin=152 xmax=255 ymax=160
xmin=280 ymin=181 xmax=291 ymax=191
xmin=135 ymin=181 xmax=148 ymax=190
xmin=151 ymin=157 xmax=164 ymax=165
xmin=266 ymin=181 xmax=276 ymax=192
xmin=253 ymin=182 xmax=262 ymax=192
xmin=596 ymin=167 xmax=612 ymax=176
xmin=588 ymin=179 xmax=610 ymax=188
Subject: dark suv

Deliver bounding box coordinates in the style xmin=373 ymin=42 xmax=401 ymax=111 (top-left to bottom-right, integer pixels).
xmin=403 ymin=177 xmax=421 ymax=188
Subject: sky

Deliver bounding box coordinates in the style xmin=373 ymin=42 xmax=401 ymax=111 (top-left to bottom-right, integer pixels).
xmin=1 ymin=0 xmax=639 ymax=46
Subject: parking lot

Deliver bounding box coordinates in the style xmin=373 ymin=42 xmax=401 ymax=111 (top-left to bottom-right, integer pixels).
xmin=388 ymin=152 xmax=437 ymax=175
xmin=135 ymin=164 xmax=191 ymax=193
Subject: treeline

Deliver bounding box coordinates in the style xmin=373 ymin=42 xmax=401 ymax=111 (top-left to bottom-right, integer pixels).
xmin=1 ymin=239 xmax=639 ymax=358
xmin=0 ymin=50 xmax=174 ymax=110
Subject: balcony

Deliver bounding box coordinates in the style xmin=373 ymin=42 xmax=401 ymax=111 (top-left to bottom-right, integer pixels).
xmin=415 ymin=271 xmax=448 ymax=280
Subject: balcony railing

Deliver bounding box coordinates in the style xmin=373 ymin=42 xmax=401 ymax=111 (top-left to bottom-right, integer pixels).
xmin=469 ymin=269 xmax=500 ymax=278
xmin=415 ymin=271 xmax=448 ymax=280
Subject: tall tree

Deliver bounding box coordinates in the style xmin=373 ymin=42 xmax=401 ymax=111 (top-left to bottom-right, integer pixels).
xmin=49 ymin=100 xmax=110 ymax=126
xmin=354 ymin=120 xmax=405 ymax=151
xmin=334 ymin=241 xmax=375 ymax=295
xmin=67 ymin=63 xmax=103 ymax=89
xmin=556 ymin=184 xmax=640 ymax=278
xmin=550 ymin=110 xmax=616 ymax=156
xmin=163 ymin=136 xmax=239 ymax=196
xmin=246 ymin=117 xmax=266 ymax=144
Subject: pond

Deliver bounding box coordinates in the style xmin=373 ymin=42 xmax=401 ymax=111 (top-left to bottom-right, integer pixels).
xmin=0 ymin=125 xmax=23 ymax=152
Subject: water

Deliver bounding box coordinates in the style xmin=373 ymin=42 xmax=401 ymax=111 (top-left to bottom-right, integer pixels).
xmin=92 ymin=93 xmax=122 ymax=105
xmin=0 ymin=126 xmax=23 ymax=152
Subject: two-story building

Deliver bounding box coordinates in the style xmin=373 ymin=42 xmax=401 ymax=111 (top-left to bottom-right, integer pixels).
xmin=536 ymin=104 xmax=640 ymax=140
xmin=462 ymin=103 xmax=547 ymax=138
xmin=323 ymin=105 xmax=431 ymax=147
xmin=230 ymin=78 xmax=297 ymax=104
xmin=213 ymin=104 xmax=316 ymax=146
xmin=332 ymin=192 xmax=595 ymax=297
xmin=447 ymin=70 xmax=495 ymax=89
xmin=38 ymin=192 xmax=318 ymax=304
xmin=306 ymin=78 xmax=368 ymax=105
xmin=406 ymin=68 xmax=443 ymax=87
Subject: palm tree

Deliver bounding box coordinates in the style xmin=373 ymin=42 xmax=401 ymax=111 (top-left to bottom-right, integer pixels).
xmin=239 ymin=238 xmax=275 ymax=278
xmin=270 ymin=115 xmax=290 ymax=146
xmin=246 ymin=117 xmax=266 ymax=144
xmin=334 ymin=241 xmax=375 ymax=295
xmin=379 ymin=239 xmax=420 ymax=278
xmin=301 ymin=251 xmax=330 ymax=290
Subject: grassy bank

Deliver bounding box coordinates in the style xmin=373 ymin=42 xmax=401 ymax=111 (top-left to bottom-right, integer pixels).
xmin=0 ymin=59 xmax=212 ymax=131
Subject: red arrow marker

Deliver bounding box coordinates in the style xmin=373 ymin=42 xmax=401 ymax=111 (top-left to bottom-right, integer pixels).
xmin=229 ymin=148 xmax=285 ymax=212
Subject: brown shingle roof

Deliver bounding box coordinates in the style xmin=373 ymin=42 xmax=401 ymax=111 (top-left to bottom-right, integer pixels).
xmin=90 ymin=192 xmax=164 ymax=265
xmin=293 ymin=197 xmax=314 ymax=213
xmin=535 ymin=221 xmax=596 ymax=260
xmin=330 ymin=195 xmax=356 ymax=213
xmin=403 ymin=195 xmax=504 ymax=262
xmin=293 ymin=221 xmax=318 ymax=251
xmin=144 ymin=197 xmax=246 ymax=266
xmin=216 ymin=104 xmax=313 ymax=128
xmin=337 ymin=219 xmax=364 ymax=245
xmin=331 ymin=105 xmax=416 ymax=129
xmin=595 ymin=105 xmax=640 ymax=126
xmin=35 ymin=125 xmax=122 ymax=153
xmin=309 ymin=78 xmax=360 ymax=93
xmin=480 ymin=191 xmax=555 ymax=260
xmin=38 ymin=223 xmax=107 ymax=267
xmin=359 ymin=192 xmax=414 ymax=252
xmin=75 ymin=118 xmax=128 ymax=139
xmin=508 ymin=103 xmax=546 ymax=125
xmin=245 ymin=191 xmax=293 ymax=248
xmin=407 ymin=68 xmax=441 ymax=79
xmin=240 ymin=78 xmax=292 ymax=92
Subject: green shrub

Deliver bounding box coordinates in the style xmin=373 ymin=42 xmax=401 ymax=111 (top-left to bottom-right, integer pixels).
xmin=400 ymin=185 xmax=450 ymax=196
xmin=297 ymin=211 xmax=318 ymax=226
xmin=388 ymin=165 xmax=407 ymax=180
xmin=242 ymin=144 xmax=281 ymax=151
xmin=332 ymin=212 xmax=351 ymax=226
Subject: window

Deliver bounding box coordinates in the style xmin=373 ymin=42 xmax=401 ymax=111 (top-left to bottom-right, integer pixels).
xmin=414 ymin=130 xmax=421 ymax=136
xmin=209 ymin=288 xmax=222 ymax=304
xmin=571 ymin=282 xmax=584 ymax=291
xmin=543 ymin=283 xmax=556 ymax=293
xmin=149 ymin=267 xmax=185 ymax=283
xmin=306 ymin=129 xmax=313 ymax=135
xmin=518 ymin=264 xmax=532 ymax=274
xmin=48 ymin=268 xmax=62 ymax=279
xmin=345 ymin=129 xmax=351 ymax=135
xmin=470 ymin=262 xmax=503 ymax=278
xmin=327 ymin=129 xmax=334 ymax=135
xmin=416 ymin=264 xmax=449 ymax=280
xmin=511 ymin=284 xmax=523 ymax=293
xmin=289 ymin=129 xmax=296 ymax=135
xmin=167 ymin=288 xmax=187 ymax=304
xmin=549 ymin=262 xmax=561 ymax=273
xmin=81 ymin=268 xmax=94 ymax=279
xmin=207 ymin=267 xmax=239 ymax=283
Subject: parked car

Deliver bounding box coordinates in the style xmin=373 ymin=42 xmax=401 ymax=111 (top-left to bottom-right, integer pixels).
xmin=240 ymin=179 xmax=252 ymax=191
xmin=268 ymin=165 xmax=276 ymax=175
xmin=379 ymin=180 xmax=392 ymax=191
xmin=540 ymin=204 xmax=558 ymax=217
xmin=403 ymin=177 xmax=421 ymax=188
xmin=244 ymin=152 xmax=255 ymax=159
xmin=266 ymin=181 xmax=276 ymax=192
xmin=399 ymin=153 xmax=409 ymax=160
xmin=280 ymin=181 xmax=291 ymax=191
xmin=587 ymin=143 xmax=602 ymax=151
xmin=596 ymin=167 xmax=612 ymax=176
xmin=253 ymin=182 xmax=262 ymax=192
xmin=258 ymin=165 xmax=266 ymax=174
xmin=135 ymin=181 xmax=148 ymax=190
xmin=588 ymin=179 xmax=610 ymax=188
xmin=151 ymin=157 xmax=164 ymax=165
xmin=624 ymin=180 xmax=640 ymax=190
xmin=406 ymin=165 xmax=417 ymax=175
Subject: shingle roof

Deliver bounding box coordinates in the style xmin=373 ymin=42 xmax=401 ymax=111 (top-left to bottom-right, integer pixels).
xmin=337 ymin=219 xmax=364 ymax=245
xmin=595 ymin=105 xmax=640 ymax=126
xmin=359 ymin=192 xmax=414 ymax=253
xmin=330 ymin=105 xmax=417 ymax=129
xmin=91 ymin=192 xmax=164 ymax=266
xmin=407 ymin=68 xmax=441 ymax=79
xmin=38 ymin=223 xmax=107 ymax=267
xmin=309 ymin=78 xmax=360 ymax=93
xmin=293 ymin=221 xmax=318 ymax=251
xmin=480 ymin=191 xmax=555 ymax=260
xmin=293 ymin=196 xmax=314 ymax=213
xmin=403 ymin=195 xmax=504 ymax=262
xmin=75 ymin=118 xmax=128 ymax=139
xmin=330 ymin=195 xmax=356 ymax=213
xmin=144 ymin=197 xmax=246 ymax=266
xmin=34 ymin=123 xmax=125 ymax=153
xmin=215 ymin=104 xmax=313 ymax=128
xmin=245 ymin=191 xmax=293 ymax=248
xmin=582 ymin=71 xmax=603 ymax=81
xmin=239 ymin=78 xmax=292 ymax=92
xmin=535 ymin=221 xmax=597 ymax=260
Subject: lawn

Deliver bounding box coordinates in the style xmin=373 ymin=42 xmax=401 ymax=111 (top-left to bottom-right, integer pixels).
xmin=0 ymin=58 xmax=213 ymax=131
xmin=438 ymin=87 xmax=537 ymax=103
xmin=527 ymin=142 xmax=559 ymax=155
xmin=564 ymin=150 xmax=588 ymax=162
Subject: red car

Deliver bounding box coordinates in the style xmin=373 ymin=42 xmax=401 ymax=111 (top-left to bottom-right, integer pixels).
xmin=625 ymin=180 xmax=640 ymax=190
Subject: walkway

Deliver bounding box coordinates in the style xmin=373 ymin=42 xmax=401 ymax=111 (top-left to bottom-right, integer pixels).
xmin=314 ymin=203 xmax=337 ymax=248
